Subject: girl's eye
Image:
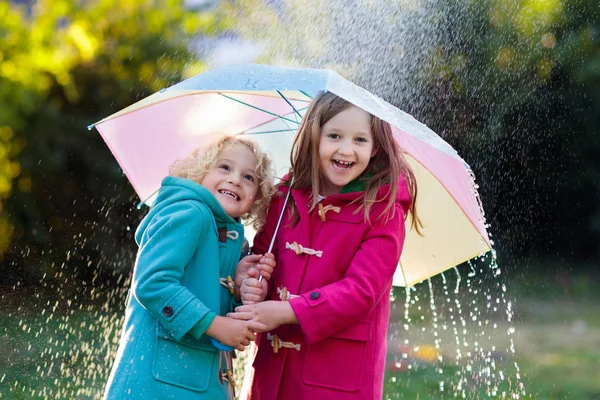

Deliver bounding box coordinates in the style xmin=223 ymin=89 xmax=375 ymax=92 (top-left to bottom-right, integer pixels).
xmin=327 ymin=133 xmax=340 ymax=139
xmin=356 ymin=137 xmax=368 ymax=143
xmin=219 ymin=164 xmax=230 ymax=171
xmin=244 ymin=174 xmax=255 ymax=182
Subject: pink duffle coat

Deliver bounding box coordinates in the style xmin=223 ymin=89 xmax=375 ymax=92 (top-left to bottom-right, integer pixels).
xmin=249 ymin=176 xmax=411 ymax=400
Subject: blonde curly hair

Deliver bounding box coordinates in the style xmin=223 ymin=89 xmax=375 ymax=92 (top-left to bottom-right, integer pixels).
xmin=169 ymin=135 xmax=276 ymax=230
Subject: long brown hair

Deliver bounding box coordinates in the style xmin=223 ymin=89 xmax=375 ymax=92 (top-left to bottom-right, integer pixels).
xmin=286 ymin=92 xmax=421 ymax=232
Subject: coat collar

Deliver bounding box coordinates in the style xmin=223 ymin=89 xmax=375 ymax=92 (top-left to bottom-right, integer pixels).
xmin=281 ymin=173 xmax=411 ymax=223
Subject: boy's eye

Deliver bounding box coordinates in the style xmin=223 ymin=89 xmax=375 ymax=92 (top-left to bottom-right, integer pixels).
xmin=219 ymin=164 xmax=230 ymax=171
xmin=244 ymin=174 xmax=255 ymax=182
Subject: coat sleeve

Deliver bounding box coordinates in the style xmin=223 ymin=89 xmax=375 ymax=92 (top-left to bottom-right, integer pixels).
xmin=132 ymin=200 xmax=216 ymax=341
xmin=289 ymin=204 xmax=405 ymax=344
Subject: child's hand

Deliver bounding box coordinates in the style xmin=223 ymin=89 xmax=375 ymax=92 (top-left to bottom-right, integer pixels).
xmin=240 ymin=270 xmax=266 ymax=305
xmin=234 ymin=254 xmax=262 ymax=302
xmin=235 ymin=254 xmax=261 ymax=285
xmin=228 ymin=301 xmax=298 ymax=332
xmin=205 ymin=315 xmax=267 ymax=352
xmin=234 ymin=253 xmax=275 ymax=302
xmin=255 ymin=252 xmax=275 ymax=281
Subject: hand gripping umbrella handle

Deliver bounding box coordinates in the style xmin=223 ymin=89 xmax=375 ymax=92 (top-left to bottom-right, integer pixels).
xmin=258 ymin=176 xmax=295 ymax=283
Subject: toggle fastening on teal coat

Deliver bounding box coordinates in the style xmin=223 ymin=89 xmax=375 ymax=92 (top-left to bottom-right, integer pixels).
xmin=103 ymin=176 xmax=246 ymax=400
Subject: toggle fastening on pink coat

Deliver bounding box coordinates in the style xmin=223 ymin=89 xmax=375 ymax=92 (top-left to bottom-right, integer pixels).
xmin=249 ymin=175 xmax=412 ymax=400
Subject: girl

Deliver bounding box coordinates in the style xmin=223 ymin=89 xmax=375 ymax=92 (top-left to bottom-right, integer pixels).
xmin=104 ymin=135 xmax=276 ymax=400
xmin=231 ymin=92 xmax=420 ymax=400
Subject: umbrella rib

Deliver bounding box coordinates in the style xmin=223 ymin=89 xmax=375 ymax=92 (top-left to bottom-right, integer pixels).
xmin=300 ymin=90 xmax=313 ymax=99
xmin=218 ymin=93 xmax=298 ymax=124
xmin=240 ymin=106 xmax=309 ymax=135
xmin=276 ymin=90 xmax=304 ymax=120
xmin=244 ymin=128 xmax=298 ymax=135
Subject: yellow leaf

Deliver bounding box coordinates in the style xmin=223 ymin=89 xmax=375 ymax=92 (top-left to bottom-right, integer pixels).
xmin=513 ymin=0 xmax=563 ymax=36
xmin=68 ymin=22 xmax=99 ymax=62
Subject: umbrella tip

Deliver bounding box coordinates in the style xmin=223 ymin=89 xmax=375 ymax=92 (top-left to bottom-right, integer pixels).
xmin=136 ymin=201 xmax=145 ymax=210
xmin=87 ymin=124 xmax=95 ymax=131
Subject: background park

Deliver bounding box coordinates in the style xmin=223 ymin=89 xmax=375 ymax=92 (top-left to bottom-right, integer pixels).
xmin=0 ymin=0 xmax=599 ymax=399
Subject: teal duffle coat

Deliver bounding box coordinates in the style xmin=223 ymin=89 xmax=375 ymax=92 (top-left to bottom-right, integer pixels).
xmin=103 ymin=176 xmax=246 ymax=400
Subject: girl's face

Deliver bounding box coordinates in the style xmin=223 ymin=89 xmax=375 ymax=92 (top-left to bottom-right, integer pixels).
xmin=200 ymin=143 xmax=259 ymax=218
xmin=318 ymin=106 xmax=376 ymax=196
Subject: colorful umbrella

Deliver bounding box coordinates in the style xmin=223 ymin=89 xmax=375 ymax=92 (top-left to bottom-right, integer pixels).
xmin=90 ymin=63 xmax=491 ymax=287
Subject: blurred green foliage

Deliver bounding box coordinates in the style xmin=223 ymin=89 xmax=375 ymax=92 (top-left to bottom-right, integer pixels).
xmin=425 ymin=0 xmax=600 ymax=264
xmin=0 ymin=0 xmax=226 ymax=289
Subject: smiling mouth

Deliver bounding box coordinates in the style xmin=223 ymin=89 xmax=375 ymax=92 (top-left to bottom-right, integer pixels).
xmin=218 ymin=189 xmax=240 ymax=201
xmin=332 ymin=160 xmax=355 ymax=171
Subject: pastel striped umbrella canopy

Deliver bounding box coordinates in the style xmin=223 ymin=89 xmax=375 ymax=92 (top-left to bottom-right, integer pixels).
xmin=92 ymin=63 xmax=491 ymax=286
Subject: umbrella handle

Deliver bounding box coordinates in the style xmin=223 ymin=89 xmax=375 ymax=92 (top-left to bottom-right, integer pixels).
xmin=211 ymin=337 xmax=234 ymax=352
xmin=258 ymin=176 xmax=295 ymax=284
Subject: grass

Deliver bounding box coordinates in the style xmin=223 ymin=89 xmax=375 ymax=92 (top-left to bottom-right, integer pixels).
xmin=1 ymin=269 xmax=599 ymax=399
xmin=0 ymin=296 xmax=121 ymax=399
xmin=383 ymin=322 xmax=600 ymax=399
xmin=381 ymin=268 xmax=600 ymax=399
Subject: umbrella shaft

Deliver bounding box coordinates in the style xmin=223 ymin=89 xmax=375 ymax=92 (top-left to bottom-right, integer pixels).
xmin=258 ymin=176 xmax=295 ymax=284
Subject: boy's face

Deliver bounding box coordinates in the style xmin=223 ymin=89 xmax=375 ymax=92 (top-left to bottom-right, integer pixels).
xmin=200 ymin=143 xmax=259 ymax=218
